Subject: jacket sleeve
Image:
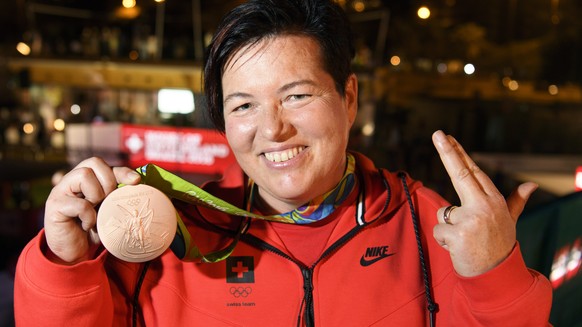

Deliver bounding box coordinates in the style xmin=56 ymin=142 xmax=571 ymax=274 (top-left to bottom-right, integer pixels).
xmin=14 ymin=230 xmax=115 ymax=326
xmin=415 ymin=187 xmax=553 ymax=326
xmin=452 ymin=243 xmax=553 ymax=326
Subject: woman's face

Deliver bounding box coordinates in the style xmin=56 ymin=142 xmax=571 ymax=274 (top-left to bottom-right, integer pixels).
xmin=222 ymin=35 xmax=358 ymax=214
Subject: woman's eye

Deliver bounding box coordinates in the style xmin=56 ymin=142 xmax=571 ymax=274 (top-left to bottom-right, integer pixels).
xmin=234 ymin=103 xmax=252 ymax=111
xmin=288 ymin=94 xmax=311 ymax=101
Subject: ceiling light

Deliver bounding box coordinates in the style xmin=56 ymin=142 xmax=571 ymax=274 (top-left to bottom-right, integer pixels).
xmin=16 ymin=42 xmax=31 ymax=56
xmin=158 ymin=89 xmax=195 ymax=114
xmin=122 ymin=0 xmax=136 ymax=9
xmin=417 ymin=6 xmax=431 ymax=19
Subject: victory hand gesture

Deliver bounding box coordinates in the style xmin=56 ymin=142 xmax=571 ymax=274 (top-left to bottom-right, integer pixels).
xmin=431 ymin=130 xmax=537 ymax=277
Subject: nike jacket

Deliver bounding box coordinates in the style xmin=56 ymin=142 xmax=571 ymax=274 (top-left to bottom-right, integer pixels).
xmin=14 ymin=152 xmax=552 ymax=326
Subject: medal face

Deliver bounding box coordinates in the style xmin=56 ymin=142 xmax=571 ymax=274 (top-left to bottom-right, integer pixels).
xmin=97 ymin=184 xmax=177 ymax=262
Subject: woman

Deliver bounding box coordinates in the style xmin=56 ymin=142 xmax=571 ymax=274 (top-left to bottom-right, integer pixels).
xmin=15 ymin=0 xmax=551 ymax=326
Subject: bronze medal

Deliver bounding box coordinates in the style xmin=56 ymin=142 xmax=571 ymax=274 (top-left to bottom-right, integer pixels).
xmin=97 ymin=184 xmax=177 ymax=262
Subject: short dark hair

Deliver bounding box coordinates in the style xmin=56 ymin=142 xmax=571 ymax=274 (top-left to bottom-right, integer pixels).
xmin=203 ymin=0 xmax=355 ymax=132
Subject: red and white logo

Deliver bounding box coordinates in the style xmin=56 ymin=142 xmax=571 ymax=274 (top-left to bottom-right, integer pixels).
xmin=121 ymin=124 xmax=237 ymax=175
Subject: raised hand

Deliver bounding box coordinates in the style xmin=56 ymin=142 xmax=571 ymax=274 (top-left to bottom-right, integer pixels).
xmin=431 ymin=130 xmax=538 ymax=277
xmin=44 ymin=157 xmax=141 ymax=264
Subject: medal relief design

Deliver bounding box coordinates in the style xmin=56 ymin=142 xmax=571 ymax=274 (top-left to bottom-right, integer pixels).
xmin=97 ymin=184 xmax=177 ymax=262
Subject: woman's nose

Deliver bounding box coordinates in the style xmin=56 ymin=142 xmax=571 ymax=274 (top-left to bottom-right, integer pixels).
xmin=259 ymin=105 xmax=293 ymax=141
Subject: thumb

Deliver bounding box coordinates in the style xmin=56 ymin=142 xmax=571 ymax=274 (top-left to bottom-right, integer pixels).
xmin=506 ymin=182 xmax=538 ymax=222
xmin=113 ymin=167 xmax=142 ymax=185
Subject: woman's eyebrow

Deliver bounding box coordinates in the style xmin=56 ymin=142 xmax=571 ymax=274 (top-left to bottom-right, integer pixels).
xmin=224 ymin=92 xmax=252 ymax=104
xmin=278 ymin=80 xmax=316 ymax=94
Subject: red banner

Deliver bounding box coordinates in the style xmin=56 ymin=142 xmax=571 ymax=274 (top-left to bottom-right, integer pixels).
xmin=121 ymin=124 xmax=238 ymax=175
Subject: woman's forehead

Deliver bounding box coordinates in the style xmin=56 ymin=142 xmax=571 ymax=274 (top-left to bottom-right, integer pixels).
xmin=223 ymin=35 xmax=323 ymax=75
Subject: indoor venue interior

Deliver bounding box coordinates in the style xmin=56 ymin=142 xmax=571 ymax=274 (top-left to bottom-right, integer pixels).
xmin=1 ymin=1 xmax=581 ymax=326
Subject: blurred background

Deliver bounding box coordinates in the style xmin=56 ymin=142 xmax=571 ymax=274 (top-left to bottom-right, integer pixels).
xmin=0 ymin=0 xmax=581 ymax=326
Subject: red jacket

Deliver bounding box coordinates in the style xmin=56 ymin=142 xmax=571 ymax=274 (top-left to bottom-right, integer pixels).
xmin=15 ymin=153 xmax=552 ymax=326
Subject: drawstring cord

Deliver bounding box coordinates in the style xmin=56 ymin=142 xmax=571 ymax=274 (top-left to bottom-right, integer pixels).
xmin=398 ymin=172 xmax=438 ymax=327
xmin=132 ymin=261 xmax=151 ymax=327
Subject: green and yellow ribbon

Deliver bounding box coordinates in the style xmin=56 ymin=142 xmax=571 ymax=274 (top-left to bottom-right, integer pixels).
xmin=136 ymin=153 xmax=356 ymax=263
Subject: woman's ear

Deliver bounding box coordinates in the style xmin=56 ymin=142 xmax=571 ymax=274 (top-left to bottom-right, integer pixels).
xmin=345 ymin=73 xmax=358 ymax=126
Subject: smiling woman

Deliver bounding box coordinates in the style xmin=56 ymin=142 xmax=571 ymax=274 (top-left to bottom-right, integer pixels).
xmin=13 ymin=0 xmax=552 ymax=326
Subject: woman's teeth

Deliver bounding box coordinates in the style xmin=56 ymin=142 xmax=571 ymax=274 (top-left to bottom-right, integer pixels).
xmin=264 ymin=146 xmax=304 ymax=162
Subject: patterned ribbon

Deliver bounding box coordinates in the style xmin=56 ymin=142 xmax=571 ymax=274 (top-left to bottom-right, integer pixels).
xmin=136 ymin=153 xmax=356 ymax=262
xmin=245 ymin=154 xmax=356 ymax=224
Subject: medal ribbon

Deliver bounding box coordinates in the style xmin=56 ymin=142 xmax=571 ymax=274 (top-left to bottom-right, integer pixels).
xmin=246 ymin=154 xmax=356 ymax=224
xmin=136 ymin=153 xmax=356 ymax=262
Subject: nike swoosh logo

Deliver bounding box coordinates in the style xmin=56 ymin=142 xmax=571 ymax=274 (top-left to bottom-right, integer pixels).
xmin=360 ymin=253 xmax=395 ymax=267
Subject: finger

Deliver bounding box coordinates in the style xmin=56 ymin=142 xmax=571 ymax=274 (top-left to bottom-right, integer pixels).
xmin=447 ymin=136 xmax=499 ymax=196
xmin=112 ymin=166 xmax=142 ymax=185
xmin=68 ymin=159 xmax=139 ymax=203
xmin=432 ymin=130 xmax=483 ymax=202
xmin=437 ymin=205 xmax=458 ymax=225
xmin=433 ymin=223 xmax=453 ymax=251
xmin=506 ymin=182 xmax=538 ymax=222
xmin=47 ymin=195 xmax=98 ymax=231
xmin=56 ymin=166 xmax=107 ymax=206
xmin=75 ymin=157 xmax=119 ymax=195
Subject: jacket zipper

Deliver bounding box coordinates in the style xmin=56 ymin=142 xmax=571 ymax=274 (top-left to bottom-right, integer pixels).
xmin=239 ymin=169 xmax=391 ymax=326
xmin=241 ymin=225 xmax=364 ymax=327
xmin=301 ymin=267 xmax=314 ymax=326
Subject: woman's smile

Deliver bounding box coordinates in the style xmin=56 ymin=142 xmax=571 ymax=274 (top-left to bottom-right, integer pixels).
xmin=263 ymin=146 xmax=305 ymax=163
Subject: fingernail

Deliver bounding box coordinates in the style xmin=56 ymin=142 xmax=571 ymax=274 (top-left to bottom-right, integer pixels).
xmin=127 ymin=171 xmax=141 ymax=181
xmin=434 ymin=130 xmax=446 ymax=144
